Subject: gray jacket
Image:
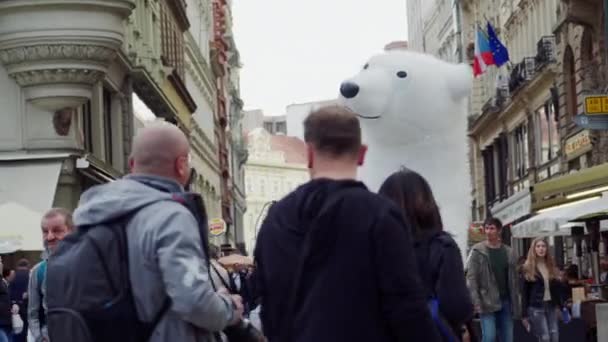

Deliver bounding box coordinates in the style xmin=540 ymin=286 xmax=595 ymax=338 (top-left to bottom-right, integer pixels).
xmin=465 ymin=242 xmax=521 ymax=318
xmin=28 ymin=261 xmax=48 ymax=342
xmin=73 ymin=174 xmax=235 ymax=342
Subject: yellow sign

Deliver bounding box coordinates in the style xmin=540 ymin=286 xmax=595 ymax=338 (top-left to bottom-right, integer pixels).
xmin=565 ymin=130 xmax=591 ymax=159
xmin=209 ymin=218 xmax=226 ymax=236
xmin=584 ymin=95 xmax=608 ymax=115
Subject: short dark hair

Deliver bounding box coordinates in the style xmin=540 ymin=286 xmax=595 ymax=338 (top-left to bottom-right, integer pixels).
xmin=17 ymin=259 xmax=30 ymax=268
xmin=43 ymin=208 xmax=74 ymax=230
xmin=484 ymin=217 xmax=503 ymax=230
xmin=378 ymin=167 xmax=443 ymax=239
xmin=303 ymin=105 xmax=361 ymax=158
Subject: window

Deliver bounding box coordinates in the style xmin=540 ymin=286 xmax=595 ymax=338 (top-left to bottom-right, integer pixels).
xmin=103 ymin=87 xmax=113 ymax=164
xmin=511 ymin=121 xmax=529 ymax=192
xmin=160 ymin=0 xmax=185 ymax=79
xmin=80 ymin=100 xmax=93 ymax=153
xmin=263 ymin=122 xmax=273 ymax=133
xmin=276 ymin=121 xmax=287 ymax=134
xmin=482 ymin=134 xmax=509 ymax=207
xmin=535 ymin=100 xmax=560 ymax=165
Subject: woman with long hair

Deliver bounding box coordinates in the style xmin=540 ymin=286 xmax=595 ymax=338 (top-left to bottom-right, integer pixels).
xmin=521 ymin=237 xmax=565 ymax=342
xmin=379 ymin=167 xmax=474 ymax=341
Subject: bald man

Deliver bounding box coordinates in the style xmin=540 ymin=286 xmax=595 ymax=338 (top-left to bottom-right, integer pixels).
xmin=71 ymin=123 xmax=242 ymax=342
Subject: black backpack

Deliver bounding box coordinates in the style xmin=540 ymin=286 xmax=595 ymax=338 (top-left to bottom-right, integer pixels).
xmin=414 ymin=231 xmax=461 ymax=342
xmin=46 ymin=192 xmax=208 ymax=342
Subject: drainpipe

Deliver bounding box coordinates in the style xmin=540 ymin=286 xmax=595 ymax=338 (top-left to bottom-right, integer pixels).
xmin=604 ymin=0 xmax=608 ymax=80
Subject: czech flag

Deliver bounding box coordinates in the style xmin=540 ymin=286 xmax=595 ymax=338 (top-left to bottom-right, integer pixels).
xmin=473 ymin=27 xmax=495 ymax=77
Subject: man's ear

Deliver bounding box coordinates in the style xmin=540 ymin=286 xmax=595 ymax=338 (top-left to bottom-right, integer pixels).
xmin=357 ymin=144 xmax=368 ymax=166
xmin=307 ymin=143 xmax=314 ymax=169
xmin=128 ymin=157 xmax=135 ymax=172
xmin=447 ymin=63 xmax=473 ymax=101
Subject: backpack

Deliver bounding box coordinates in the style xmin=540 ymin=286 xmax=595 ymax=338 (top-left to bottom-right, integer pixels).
xmin=45 ymin=192 xmax=207 ymax=342
xmin=36 ymin=260 xmax=47 ymax=328
xmin=415 ymin=232 xmax=461 ymax=342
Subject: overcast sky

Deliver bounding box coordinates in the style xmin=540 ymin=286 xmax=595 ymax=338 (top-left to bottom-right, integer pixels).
xmin=232 ymin=0 xmax=408 ymax=115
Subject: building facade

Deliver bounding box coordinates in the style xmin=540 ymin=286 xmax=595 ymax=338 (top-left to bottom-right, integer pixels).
xmin=184 ymin=0 xmax=224 ymax=235
xmin=464 ymin=0 xmax=608 ymax=257
xmin=421 ymin=0 xmax=465 ymax=62
xmin=0 ymin=0 xmax=136 ymax=252
xmin=243 ymin=128 xmax=309 ymax=255
xmin=285 ymin=99 xmax=338 ymax=140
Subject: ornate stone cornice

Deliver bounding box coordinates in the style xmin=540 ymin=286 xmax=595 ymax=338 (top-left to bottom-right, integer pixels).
xmin=13 ymin=69 xmax=105 ymax=86
xmin=0 ymin=44 xmax=116 ymax=66
xmin=0 ymin=0 xmax=135 ymax=110
xmin=0 ymin=44 xmax=115 ymax=88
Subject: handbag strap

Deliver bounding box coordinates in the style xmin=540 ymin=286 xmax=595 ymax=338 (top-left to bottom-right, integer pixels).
xmin=282 ymin=188 xmax=351 ymax=341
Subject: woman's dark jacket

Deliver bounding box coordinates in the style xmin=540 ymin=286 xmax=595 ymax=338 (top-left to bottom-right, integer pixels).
xmin=521 ymin=270 xmax=565 ymax=317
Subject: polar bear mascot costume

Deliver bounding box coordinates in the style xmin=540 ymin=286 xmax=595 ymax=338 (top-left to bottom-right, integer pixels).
xmin=339 ymin=50 xmax=473 ymax=255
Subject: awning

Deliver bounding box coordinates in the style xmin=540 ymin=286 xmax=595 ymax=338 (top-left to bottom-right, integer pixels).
xmin=0 ymin=158 xmax=64 ymax=252
xmin=511 ymin=194 xmax=608 ymax=238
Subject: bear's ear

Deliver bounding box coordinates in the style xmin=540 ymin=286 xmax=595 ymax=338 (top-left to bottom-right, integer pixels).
xmin=446 ymin=63 xmax=473 ymax=101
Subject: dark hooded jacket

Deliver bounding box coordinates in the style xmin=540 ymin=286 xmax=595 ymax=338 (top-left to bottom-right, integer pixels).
xmin=253 ymin=179 xmax=441 ymax=342
xmin=0 ymin=278 xmax=10 ymax=329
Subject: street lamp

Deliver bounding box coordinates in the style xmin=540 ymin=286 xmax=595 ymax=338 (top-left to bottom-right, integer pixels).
xmin=253 ymin=200 xmax=276 ymax=241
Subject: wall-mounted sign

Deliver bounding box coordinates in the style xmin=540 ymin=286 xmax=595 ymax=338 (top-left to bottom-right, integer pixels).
xmin=575 ymin=95 xmax=608 ymax=130
xmin=584 ymin=95 xmax=608 ymax=115
xmin=209 ymin=218 xmax=226 ymax=236
xmin=490 ymin=190 xmax=531 ymax=226
xmin=564 ymin=130 xmax=592 ymax=160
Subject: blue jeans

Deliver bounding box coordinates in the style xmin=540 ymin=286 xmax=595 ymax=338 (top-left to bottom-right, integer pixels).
xmin=528 ymin=303 xmax=559 ymax=342
xmin=480 ymin=299 xmax=513 ymax=342
xmin=0 ymin=328 xmax=13 ymax=342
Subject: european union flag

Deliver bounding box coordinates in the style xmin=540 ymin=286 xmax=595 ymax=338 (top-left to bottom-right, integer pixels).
xmin=487 ymin=22 xmax=510 ymax=67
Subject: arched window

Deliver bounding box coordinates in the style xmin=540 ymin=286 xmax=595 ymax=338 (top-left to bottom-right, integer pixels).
xmin=580 ymin=29 xmax=595 ymax=91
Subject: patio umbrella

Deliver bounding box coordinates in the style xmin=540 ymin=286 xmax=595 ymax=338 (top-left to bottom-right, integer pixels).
xmin=569 ymin=210 xmax=608 ymax=222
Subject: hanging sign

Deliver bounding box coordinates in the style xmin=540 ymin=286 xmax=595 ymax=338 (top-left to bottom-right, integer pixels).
xmin=209 ymin=218 xmax=226 ymax=236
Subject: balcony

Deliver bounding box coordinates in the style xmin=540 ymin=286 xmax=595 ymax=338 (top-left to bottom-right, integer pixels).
xmin=0 ymin=0 xmax=135 ymax=111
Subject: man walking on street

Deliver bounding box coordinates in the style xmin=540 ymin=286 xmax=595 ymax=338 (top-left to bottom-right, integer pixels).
xmin=71 ymin=123 xmax=243 ymax=342
xmin=466 ymin=217 xmax=520 ymax=342
xmin=28 ymin=208 xmax=74 ymax=342
xmin=254 ymin=105 xmax=441 ymax=342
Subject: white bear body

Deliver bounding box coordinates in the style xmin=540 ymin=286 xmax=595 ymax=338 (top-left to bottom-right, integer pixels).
xmin=339 ymin=50 xmax=473 ymax=256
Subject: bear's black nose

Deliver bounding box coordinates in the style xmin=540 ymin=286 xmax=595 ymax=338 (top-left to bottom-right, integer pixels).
xmin=340 ymin=82 xmax=359 ymax=98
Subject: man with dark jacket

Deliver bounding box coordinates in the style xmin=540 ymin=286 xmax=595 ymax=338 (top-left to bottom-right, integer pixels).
xmin=0 ymin=256 xmax=12 ymax=342
xmin=254 ymin=105 xmax=441 ymax=342
xmin=466 ymin=218 xmax=520 ymax=342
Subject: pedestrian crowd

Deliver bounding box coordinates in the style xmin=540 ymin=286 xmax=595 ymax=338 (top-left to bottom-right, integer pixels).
xmin=0 ymin=105 xmax=579 ymax=342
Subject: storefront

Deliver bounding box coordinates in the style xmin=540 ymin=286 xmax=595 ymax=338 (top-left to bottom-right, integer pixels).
xmin=0 ymin=153 xmax=118 ymax=270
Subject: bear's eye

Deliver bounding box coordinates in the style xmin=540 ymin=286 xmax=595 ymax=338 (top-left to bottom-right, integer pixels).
xmin=397 ymin=71 xmax=408 ymax=78
xmin=363 ymin=63 xmax=369 ymax=70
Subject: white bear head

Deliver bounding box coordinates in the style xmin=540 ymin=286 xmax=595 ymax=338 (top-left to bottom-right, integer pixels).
xmin=339 ymin=50 xmax=473 ymax=145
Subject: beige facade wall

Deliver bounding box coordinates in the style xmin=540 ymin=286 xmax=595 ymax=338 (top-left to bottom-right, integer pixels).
xmin=243 ymin=129 xmax=309 ymax=255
